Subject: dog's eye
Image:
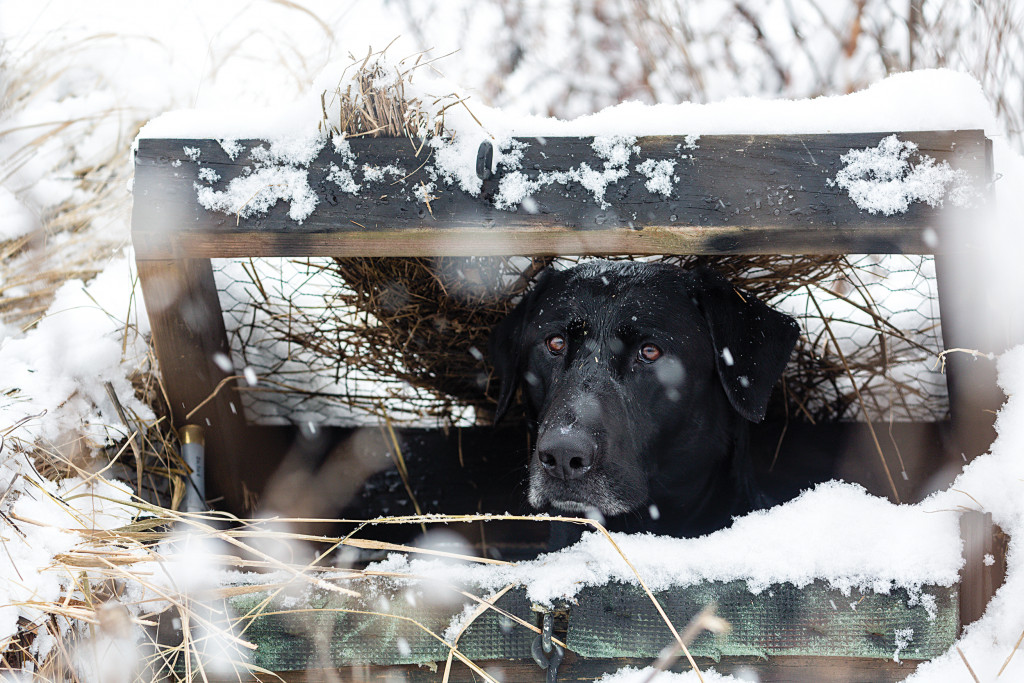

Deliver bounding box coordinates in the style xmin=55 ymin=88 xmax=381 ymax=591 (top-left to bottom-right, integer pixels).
xmin=545 ymin=335 xmax=566 ymax=355
xmin=638 ymin=343 xmax=662 ymax=362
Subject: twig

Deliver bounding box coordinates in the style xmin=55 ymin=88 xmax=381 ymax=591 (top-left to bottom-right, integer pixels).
xmin=639 ymin=604 xmax=730 ymax=683
xmin=341 ymin=537 xmax=511 ymax=566
xmin=934 ymin=347 xmax=996 ymax=373
xmin=958 ymin=646 xmax=982 ymax=683
xmin=380 ymin=410 xmax=427 ymax=534
xmin=184 ymin=374 xmax=245 ymax=421
xmin=811 ymin=294 xmax=901 ymax=503
xmin=998 ymin=623 xmax=1024 ymax=676
xmin=442 ymin=584 xmax=516 ymax=683
xmin=104 ymin=381 xmax=144 ymax=496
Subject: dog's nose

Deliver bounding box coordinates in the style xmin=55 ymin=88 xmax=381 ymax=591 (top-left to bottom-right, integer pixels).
xmin=536 ymin=429 xmax=596 ymax=480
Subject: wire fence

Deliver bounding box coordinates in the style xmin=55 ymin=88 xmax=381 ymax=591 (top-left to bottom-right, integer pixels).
xmin=212 ymin=254 xmax=948 ymax=427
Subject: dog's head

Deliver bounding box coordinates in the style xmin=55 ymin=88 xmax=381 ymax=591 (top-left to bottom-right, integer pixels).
xmin=489 ymin=260 xmax=799 ymax=519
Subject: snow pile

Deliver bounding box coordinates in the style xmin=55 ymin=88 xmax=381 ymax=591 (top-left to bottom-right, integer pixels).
xmin=0 ymin=255 xmax=153 ymax=446
xmin=903 ymin=344 xmax=1024 ymax=681
xmin=831 ymin=134 xmax=975 ymax=215
xmin=140 ymin=68 xmax=999 ymax=143
xmin=368 ymin=480 xmax=962 ymax=606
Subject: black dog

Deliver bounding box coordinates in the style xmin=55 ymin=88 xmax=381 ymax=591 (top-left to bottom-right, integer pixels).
xmin=489 ymin=260 xmax=799 ymax=538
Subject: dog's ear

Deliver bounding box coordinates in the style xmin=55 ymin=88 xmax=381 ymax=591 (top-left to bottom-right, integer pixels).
xmin=688 ymin=267 xmax=800 ymax=422
xmin=489 ymin=273 xmax=550 ymax=423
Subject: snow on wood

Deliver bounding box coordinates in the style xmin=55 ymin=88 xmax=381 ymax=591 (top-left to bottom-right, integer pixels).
xmin=137 ymin=64 xmax=997 ymax=224
xmin=365 ymin=481 xmax=963 ymax=607
xmin=831 ymin=135 xmax=976 ymax=215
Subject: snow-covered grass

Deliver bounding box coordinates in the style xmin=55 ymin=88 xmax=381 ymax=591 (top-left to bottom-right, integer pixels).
xmin=2 ymin=1 xmax=1024 ymax=681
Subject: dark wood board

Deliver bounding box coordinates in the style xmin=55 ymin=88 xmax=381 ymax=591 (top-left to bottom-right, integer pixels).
xmin=132 ymin=132 xmax=989 ymax=259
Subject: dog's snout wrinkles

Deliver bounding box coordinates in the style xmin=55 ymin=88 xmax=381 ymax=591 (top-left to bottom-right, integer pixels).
xmin=536 ymin=429 xmax=595 ymax=480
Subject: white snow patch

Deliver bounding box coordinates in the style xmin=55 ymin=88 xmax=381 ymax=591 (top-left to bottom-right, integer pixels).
xmin=197 ymin=167 xmax=220 ymax=184
xmin=0 ymin=254 xmax=153 ymax=446
xmin=361 ymin=164 xmax=406 ymax=183
xmin=831 ymin=134 xmax=975 ymax=215
xmin=636 ymin=158 xmax=677 ymax=196
xmin=0 ymin=187 xmax=37 ymax=240
xmin=893 ymin=627 xmax=914 ymax=663
xmin=413 ymin=182 xmax=436 ymax=205
xmin=250 ymin=133 xmax=325 ymax=166
xmin=196 ymin=165 xmax=318 ymax=223
xmin=493 ymin=135 xmax=637 ymax=209
xmin=430 ymin=135 xmax=485 ymax=195
xmin=326 ymin=164 xmax=360 ymax=194
xmin=193 ymin=135 xmax=325 ymax=223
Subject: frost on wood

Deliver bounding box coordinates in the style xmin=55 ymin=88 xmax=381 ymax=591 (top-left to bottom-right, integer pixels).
xmin=893 ymin=627 xmax=914 ymax=663
xmin=831 ymin=134 xmax=975 ymax=215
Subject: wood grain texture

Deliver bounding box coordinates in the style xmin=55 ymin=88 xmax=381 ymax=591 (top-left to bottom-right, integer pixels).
xmin=131 ymin=132 xmax=990 ymax=259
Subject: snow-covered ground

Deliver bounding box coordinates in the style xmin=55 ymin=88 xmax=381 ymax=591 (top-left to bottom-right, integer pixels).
xmin=2 ymin=1 xmax=1024 ymax=681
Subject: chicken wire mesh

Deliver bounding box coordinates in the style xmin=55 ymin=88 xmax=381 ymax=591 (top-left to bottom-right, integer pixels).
xmin=211 ymin=254 xmax=948 ymax=427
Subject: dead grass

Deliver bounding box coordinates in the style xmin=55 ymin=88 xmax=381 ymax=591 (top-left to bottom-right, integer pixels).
xmin=0 ymin=474 xmax=722 ymax=681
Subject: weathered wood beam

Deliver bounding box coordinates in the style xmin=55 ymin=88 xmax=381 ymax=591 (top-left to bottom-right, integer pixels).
xmin=132 ymin=131 xmax=989 ymax=259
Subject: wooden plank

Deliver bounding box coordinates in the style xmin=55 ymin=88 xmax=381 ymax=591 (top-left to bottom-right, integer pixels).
xmin=214 ymin=585 xmax=537 ymax=670
xmin=131 ymin=131 xmax=989 ymax=259
xmin=934 ymin=136 xmax=1002 ymax=463
xmin=959 ymin=512 xmax=1008 ymax=631
xmin=568 ymin=581 xmax=957 ymax=661
xmin=136 ymin=259 xmax=288 ymax=511
xmin=163 ymin=579 xmax=956 ymax=673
